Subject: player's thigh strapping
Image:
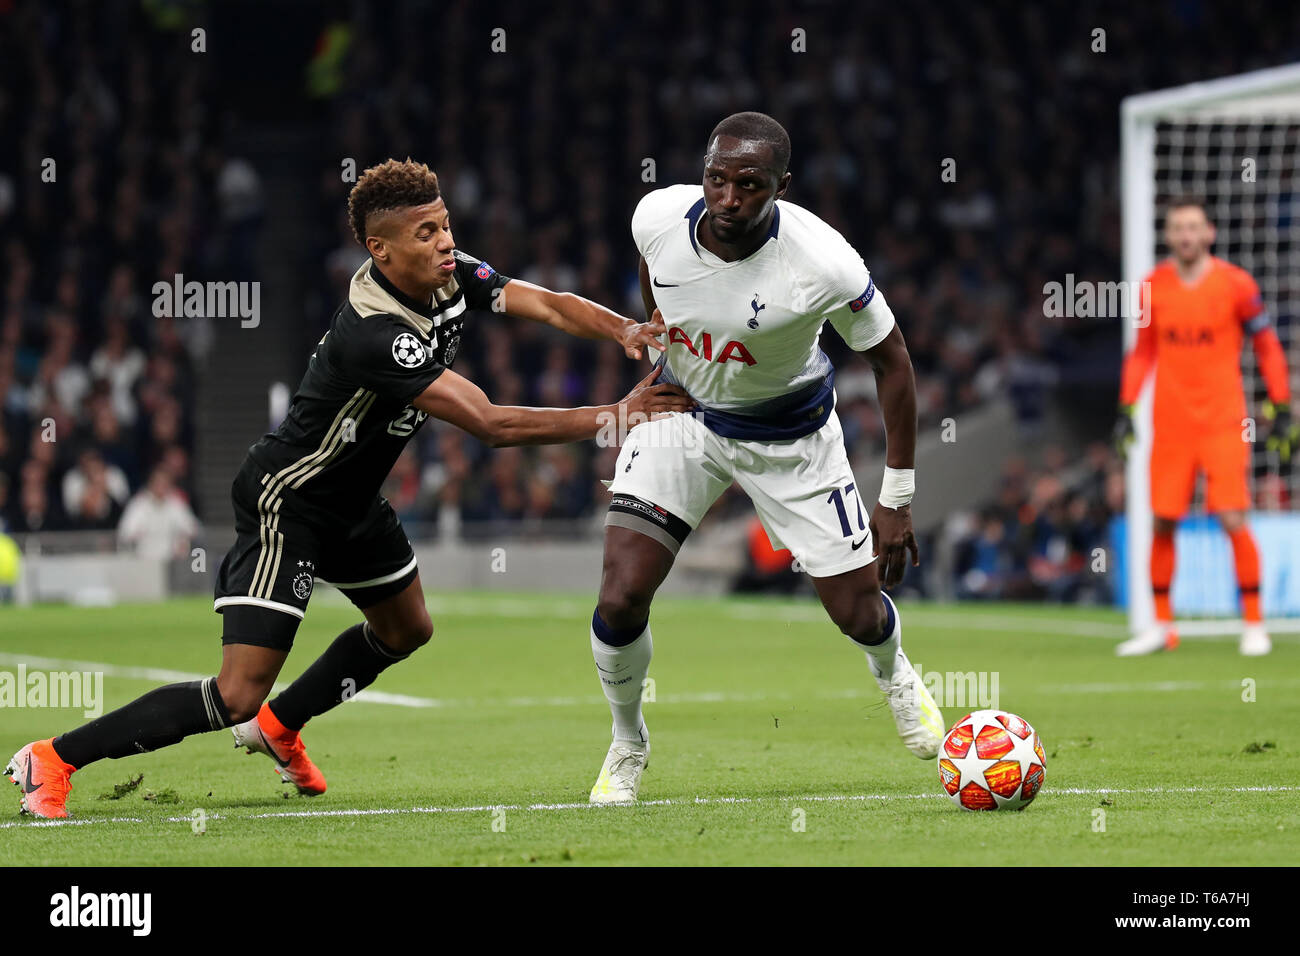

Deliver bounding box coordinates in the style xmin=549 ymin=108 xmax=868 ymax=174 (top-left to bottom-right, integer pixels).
xmin=605 ymin=413 xmax=733 ymax=554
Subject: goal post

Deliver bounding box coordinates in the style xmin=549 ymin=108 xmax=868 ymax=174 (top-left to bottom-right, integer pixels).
xmin=1120 ymin=64 xmax=1300 ymax=637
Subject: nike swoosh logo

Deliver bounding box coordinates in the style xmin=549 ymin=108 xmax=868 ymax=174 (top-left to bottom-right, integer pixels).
xmin=652 ymin=277 xmax=679 ymax=288
xmin=257 ymin=727 xmax=290 ymax=769
xmin=23 ymin=760 xmax=42 ymax=794
xmin=851 ymin=535 xmax=869 ymax=550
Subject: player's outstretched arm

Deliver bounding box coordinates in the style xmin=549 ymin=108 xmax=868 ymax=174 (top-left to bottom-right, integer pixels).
xmin=863 ymin=324 xmax=920 ymax=588
xmin=1114 ymin=312 xmax=1156 ymax=459
xmin=412 ymin=365 xmax=693 ymax=447
xmin=498 ymin=278 xmax=668 ymax=360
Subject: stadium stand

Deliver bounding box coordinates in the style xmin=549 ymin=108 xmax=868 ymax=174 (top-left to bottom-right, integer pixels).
xmin=2 ymin=0 xmax=1296 ymax=601
xmin=0 ymin=0 xmax=222 ymax=549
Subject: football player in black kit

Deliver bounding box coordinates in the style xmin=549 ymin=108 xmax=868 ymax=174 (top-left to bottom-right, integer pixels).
xmin=7 ymin=159 xmax=691 ymax=817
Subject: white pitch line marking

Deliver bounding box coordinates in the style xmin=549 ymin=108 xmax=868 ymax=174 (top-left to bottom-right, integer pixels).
xmin=0 ymin=815 xmax=146 ymax=829
xmin=3 ymin=784 xmax=1296 ymax=829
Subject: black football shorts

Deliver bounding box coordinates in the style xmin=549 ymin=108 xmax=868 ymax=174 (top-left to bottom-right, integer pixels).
xmin=213 ymin=460 xmax=419 ymax=651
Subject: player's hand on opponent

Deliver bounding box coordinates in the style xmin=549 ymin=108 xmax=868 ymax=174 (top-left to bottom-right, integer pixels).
xmin=1112 ymin=403 xmax=1136 ymax=461
xmin=869 ymin=502 xmax=920 ymax=589
xmin=620 ymin=308 xmax=669 ymax=360
xmin=619 ymin=365 xmax=695 ymax=422
xmin=1263 ymin=400 xmax=1298 ymax=465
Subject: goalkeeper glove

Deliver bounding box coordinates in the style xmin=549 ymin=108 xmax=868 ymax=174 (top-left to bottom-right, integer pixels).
xmin=1112 ymin=404 xmax=1136 ymax=461
xmin=1263 ymin=400 xmax=1299 ymax=464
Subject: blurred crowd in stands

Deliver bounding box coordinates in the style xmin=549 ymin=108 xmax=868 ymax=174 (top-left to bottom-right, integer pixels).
xmin=945 ymin=442 xmax=1120 ymax=604
xmin=2 ymin=0 xmax=1295 ymax=599
xmin=0 ymin=0 xmax=215 ymax=555
xmin=731 ymin=441 xmax=1123 ymax=602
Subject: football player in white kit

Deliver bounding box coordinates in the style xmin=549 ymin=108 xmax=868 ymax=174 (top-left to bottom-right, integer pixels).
xmin=588 ymin=112 xmax=944 ymax=803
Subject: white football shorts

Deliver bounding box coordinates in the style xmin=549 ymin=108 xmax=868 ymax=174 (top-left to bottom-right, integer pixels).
xmin=605 ymin=409 xmax=876 ymax=577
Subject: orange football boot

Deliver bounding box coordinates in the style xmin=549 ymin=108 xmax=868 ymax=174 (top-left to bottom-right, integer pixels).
xmin=6 ymin=738 xmax=75 ymax=819
xmin=231 ymin=702 xmax=326 ymax=795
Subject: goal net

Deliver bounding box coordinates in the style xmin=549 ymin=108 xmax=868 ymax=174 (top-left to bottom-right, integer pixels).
xmin=1120 ymin=64 xmax=1300 ymax=636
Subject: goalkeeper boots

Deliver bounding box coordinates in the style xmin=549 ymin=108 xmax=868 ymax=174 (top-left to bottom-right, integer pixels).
xmin=1240 ymin=624 xmax=1272 ymax=657
xmin=6 ymin=738 xmax=74 ymax=819
xmin=1116 ymin=623 xmax=1179 ymax=656
xmin=232 ymin=703 xmax=327 ymax=796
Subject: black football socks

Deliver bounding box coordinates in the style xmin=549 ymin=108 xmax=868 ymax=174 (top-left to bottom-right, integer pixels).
xmin=267 ymin=622 xmax=410 ymax=732
xmin=50 ymin=623 xmax=411 ymax=767
xmin=53 ymin=677 xmax=233 ymax=770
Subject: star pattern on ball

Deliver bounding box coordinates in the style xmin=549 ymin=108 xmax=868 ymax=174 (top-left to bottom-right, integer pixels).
xmin=939 ymin=710 xmax=1046 ymax=811
xmin=954 ymin=720 xmax=1002 ymax=791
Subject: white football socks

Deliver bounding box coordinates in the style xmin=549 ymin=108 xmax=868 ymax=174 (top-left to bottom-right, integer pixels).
xmin=590 ymin=623 xmax=652 ymax=747
xmin=859 ymin=591 xmax=901 ymax=681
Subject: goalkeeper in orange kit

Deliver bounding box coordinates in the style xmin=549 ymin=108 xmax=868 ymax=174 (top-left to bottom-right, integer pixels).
xmin=1114 ymin=197 xmax=1297 ymax=657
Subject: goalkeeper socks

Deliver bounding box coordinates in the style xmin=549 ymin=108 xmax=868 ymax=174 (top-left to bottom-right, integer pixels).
xmin=1150 ymin=528 xmax=1176 ymax=622
xmin=854 ymin=591 xmax=901 ymax=680
xmin=268 ymin=622 xmax=410 ymax=732
xmin=1227 ymin=526 xmax=1263 ymax=623
xmin=52 ymin=677 xmax=232 ymax=770
xmin=590 ymin=609 xmax=651 ymax=746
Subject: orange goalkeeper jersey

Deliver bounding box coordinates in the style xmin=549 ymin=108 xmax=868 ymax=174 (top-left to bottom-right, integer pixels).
xmin=1121 ymin=256 xmax=1268 ymax=434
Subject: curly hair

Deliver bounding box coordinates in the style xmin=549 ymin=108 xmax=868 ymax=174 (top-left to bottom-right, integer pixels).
xmin=347 ymin=158 xmax=441 ymax=246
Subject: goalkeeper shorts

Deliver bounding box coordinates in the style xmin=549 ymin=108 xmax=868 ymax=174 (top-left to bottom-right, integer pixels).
xmin=1150 ymin=426 xmax=1250 ymax=518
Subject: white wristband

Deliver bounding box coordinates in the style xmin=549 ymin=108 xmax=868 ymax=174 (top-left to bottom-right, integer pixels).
xmin=879 ymin=467 xmax=914 ymax=509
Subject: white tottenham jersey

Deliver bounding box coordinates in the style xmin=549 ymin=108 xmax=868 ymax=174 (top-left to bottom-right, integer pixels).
xmin=633 ymin=183 xmax=895 ymax=438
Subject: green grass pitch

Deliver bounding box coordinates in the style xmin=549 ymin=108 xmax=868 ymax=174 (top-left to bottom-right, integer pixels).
xmin=1 ymin=592 xmax=1297 ymax=865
